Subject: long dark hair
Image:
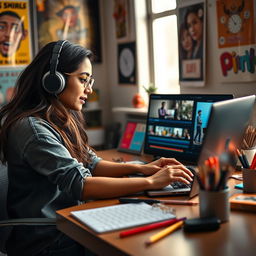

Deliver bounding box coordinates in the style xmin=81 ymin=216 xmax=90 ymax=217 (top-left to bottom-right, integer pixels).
xmin=0 ymin=41 xmax=93 ymax=165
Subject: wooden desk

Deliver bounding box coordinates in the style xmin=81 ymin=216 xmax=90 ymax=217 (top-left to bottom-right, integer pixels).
xmin=56 ymin=150 xmax=256 ymax=256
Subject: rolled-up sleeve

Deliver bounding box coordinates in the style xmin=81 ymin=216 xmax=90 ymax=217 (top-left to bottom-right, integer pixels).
xmin=86 ymin=149 xmax=102 ymax=174
xmin=23 ymin=135 xmax=92 ymax=200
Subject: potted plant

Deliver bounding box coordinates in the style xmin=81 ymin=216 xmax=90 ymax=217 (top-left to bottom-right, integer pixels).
xmin=143 ymin=83 xmax=157 ymax=96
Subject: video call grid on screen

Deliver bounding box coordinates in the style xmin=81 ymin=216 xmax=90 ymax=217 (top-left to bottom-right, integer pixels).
xmin=144 ymin=94 xmax=233 ymax=164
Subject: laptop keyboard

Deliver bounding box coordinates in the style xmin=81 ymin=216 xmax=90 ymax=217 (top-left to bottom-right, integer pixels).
xmin=170 ymin=181 xmax=192 ymax=189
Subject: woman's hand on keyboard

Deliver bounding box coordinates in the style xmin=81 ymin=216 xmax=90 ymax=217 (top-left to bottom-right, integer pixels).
xmin=146 ymin=164 xmax=194 ymax=190
xmin=139 ymin=157 xmax=184 ymax=176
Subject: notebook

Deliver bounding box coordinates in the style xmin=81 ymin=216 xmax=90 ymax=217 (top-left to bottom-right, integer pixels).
xmin=71 ymin=202 xmax=175 ymax=233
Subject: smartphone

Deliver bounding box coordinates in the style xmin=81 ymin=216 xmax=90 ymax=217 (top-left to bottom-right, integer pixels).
xmin=183 ymin=217 xmax=221 ymax=232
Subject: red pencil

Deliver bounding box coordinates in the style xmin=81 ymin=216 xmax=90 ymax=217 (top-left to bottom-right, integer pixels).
xmin=250 ymin=152 xmax=256 ymax=169
xmin=119 ymin=217 xmax=186 ymax=238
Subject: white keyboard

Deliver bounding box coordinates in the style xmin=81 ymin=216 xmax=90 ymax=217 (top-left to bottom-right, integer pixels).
xmin=71 ymin=203 xmax=175 ymax=233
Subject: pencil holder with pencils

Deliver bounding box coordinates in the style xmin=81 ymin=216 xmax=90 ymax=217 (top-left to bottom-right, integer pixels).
xmin=199 ymin=188 xmax=230 ymax=222
xmin=239 ymin=125 xmax=256 ymax=168
xmin=195 ymin=155 xmax=233 ymax=222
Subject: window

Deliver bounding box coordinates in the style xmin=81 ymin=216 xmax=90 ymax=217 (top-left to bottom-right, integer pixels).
xmin=147 ymin=0 xmax=179 ymax=94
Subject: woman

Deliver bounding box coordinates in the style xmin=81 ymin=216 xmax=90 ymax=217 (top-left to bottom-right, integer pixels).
xmin=185 ymin=5 xmax=204 ymax=59
xmin=0 ymin=40 xmax=193 ymax=256
xmin=179 ymin=23 xmax=194 ymax=60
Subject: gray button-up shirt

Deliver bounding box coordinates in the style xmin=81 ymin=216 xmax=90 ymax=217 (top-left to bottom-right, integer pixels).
xmin=6 ymin=116 xmax=101 ymax=255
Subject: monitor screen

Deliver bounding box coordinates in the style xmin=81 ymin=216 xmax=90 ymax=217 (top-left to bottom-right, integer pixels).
xmin=144 ymin=94 xmax=233 ymax=164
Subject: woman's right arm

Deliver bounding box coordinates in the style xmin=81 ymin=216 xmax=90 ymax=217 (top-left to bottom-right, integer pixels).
xmin=82 ymin=164 xmax=192 ymax=200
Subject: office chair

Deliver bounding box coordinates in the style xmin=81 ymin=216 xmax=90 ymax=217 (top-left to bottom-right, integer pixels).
xmin=0 ymin=163 xmax=56 ymax=255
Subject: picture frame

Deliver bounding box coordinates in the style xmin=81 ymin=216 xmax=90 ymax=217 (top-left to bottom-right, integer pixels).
xmin=117 ymin=120 xmax=146 ymax=155
xmin=118 ymin=42 xmax=136 ymax=84
xmin=35 ymin=0 xmax=102 ymax=62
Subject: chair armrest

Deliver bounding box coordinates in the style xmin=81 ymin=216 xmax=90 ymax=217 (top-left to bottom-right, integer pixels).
xmin=0 ymin=218 xmax=56 ymax=227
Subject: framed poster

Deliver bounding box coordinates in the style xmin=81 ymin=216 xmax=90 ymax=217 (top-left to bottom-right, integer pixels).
xmin=113 ymin=0 xmax=129 ymax=40
xmin=177 ymin=0 xmax=206 ymax=87
xmin=0 ymin=0 xmax=32 ymax=67
xmin=118 ymin=42 xmax=136 ymax=85
xmin=216 ymin=0 xmax=256 ymax=82
xmin=35 ymin=0 xmax=102 ymax=62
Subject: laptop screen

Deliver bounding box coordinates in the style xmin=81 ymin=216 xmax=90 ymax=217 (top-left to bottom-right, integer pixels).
xmin=144 ymin=94 xmax=233 ymax=164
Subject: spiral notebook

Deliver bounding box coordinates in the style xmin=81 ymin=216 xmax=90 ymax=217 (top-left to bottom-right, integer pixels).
xmin=71 ymin=202 xmax=175 ymax=233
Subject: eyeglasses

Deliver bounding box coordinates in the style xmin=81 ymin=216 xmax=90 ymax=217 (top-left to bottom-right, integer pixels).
xmin=65 ymin=72 xmax=94 ymax=90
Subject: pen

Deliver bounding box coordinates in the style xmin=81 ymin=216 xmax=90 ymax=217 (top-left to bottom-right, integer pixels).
xmin=145 ymin=220 xmax=184 ymax=245
xmin=119 ymin=198 xmax=198 ymax=206
xmin=241 ymin=150 xmax=250 ymax=168
xmin=119 ymin=217 xmax=186 ymax=238
xmin=236 ymin=149 xmax=247 ymax=168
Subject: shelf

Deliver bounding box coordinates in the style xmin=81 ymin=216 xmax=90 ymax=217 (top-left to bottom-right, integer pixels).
xmin=112 ymin=107 xmax=148 ymax=115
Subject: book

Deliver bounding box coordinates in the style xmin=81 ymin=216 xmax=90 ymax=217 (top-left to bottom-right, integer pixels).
xmin=229 ymin=193 xmax=256 ymax=212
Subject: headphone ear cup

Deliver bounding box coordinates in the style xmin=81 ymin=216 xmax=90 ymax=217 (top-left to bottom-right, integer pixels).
xmin=42 ymin=71 xmax=66 ymax=94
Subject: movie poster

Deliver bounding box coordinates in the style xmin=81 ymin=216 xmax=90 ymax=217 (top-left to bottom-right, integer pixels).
xmin=36 ymin=0 xmax=102 ymax=62
xmin=112 ymin=0 xmax=129 ymax=40
xmin=0 ymin=0 xmax=32 ymax=67
xmin=177 ymin=0 xmax=206 ymax=87
xmin=216 ymin=0 xmax=256 ymax=82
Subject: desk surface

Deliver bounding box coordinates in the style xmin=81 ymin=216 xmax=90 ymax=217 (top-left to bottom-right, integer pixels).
xmin=56 ymin=150 xmax=256 ymax=256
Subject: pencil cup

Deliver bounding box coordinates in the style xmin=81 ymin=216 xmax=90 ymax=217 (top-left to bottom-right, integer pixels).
xmin=199 ymin=188 xmax=230 ymax=223
xmin=242 ymin=169 xmax=256 ymax=193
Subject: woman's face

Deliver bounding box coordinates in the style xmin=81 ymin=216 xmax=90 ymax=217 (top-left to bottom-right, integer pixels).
xmin=181 ymin=29 xmax=193 ymax=52
xmin=58 ymin=57 xmax=93 ymax=111
xmin=186 ymin=12 xmax=202 ymax=41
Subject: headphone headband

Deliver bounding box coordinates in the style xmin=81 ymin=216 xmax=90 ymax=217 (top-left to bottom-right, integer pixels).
xmin=49 ymin=40 xmax=67 ymax=74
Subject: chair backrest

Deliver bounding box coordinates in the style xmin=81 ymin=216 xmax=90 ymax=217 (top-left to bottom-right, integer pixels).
xmin=0 ymin=163 xmax=11 ymax=254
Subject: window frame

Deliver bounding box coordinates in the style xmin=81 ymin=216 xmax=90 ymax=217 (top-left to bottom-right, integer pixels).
xmin=146 ymin=0 xmax=178 ymax=90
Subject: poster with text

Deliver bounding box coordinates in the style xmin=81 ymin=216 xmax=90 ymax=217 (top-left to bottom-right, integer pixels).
xmin=36 ymin=0 xmax=102 ymax=62
xmin=0 ymin=67 xmax=24 ymax=105
xmin=177 ymin=0 xmax=206 ymax=87
xmin=216 ymin=0 xmax=256 ymax=82
xmin=0 ymin=0 xmax=32 ymax=67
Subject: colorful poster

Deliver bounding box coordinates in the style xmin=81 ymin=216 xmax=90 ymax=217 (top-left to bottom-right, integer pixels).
xmin=0 ymin=67 xmax=24 ymax=105
xmin=112 ymin=0 xmax=129 ymax=40
xmin=36 ymin=0 xmax=102 ymax=62
xmin=216 ymin=0 xmax=255 ymax=48
xmin=216 ymin=0 xmax=256 ymax=82
xmin=177 ymin=0 xmax=206 ymax=87
xmin=0 ymin=0 xmax=32 ymax=67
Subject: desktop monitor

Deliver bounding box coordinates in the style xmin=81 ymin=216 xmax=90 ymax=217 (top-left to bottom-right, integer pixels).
xmin=198 ymin=95 xmax=255 ymax=165
xmin=144 ymin=94 xmax=233 ymax=164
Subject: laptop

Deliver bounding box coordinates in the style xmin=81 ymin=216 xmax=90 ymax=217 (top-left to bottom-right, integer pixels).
xmin=146 ymin=95 xmax=255 ymax=197
xmin=144 ymin=94 xmax=233 ymax=166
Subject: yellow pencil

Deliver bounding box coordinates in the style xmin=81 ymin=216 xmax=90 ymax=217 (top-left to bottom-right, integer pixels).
xmin=145 ymin=220 xmax=184 ymax=245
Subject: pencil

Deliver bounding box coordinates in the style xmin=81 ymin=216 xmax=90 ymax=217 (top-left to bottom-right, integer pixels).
xmin=145 ymin=220 xmax=184 ymax=245
xmin=119 ymin=198 xmax=198 ymax=205
xmin=119 ymin=217 xmax=186 ymax=238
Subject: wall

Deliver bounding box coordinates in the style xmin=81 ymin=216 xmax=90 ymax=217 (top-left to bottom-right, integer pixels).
xmin=99 ymin=0 xmax=255 ymax=125
xmin=181 ymin=0 xmax=256 ymax=97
